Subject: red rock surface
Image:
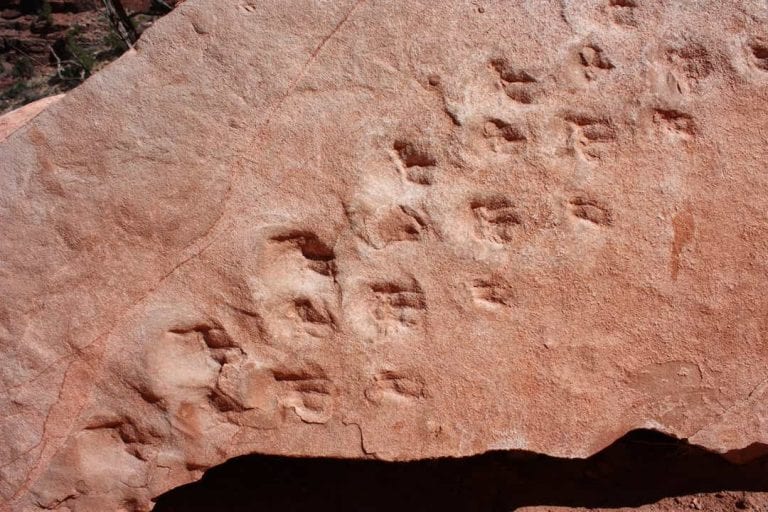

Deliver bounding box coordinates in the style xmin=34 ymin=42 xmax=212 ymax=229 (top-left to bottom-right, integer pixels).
xmin=1 ymin=0 xmax=768 ymax=510
xmin=0 ymin=93 xmax=64 ymax=141
xmin=521 ymin=493 xmax=768 ymax=512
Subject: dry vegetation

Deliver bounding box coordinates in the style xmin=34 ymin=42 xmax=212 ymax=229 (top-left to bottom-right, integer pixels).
xmin=0 ymin=0 xmax=175 ymax=114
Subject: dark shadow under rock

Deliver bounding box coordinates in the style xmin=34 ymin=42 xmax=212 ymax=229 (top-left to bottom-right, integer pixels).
xmin=153 ymin=430 xmax=768 ymax=511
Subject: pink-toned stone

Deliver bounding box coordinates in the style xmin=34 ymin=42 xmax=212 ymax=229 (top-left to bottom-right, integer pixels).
xmin=519 ymin=492 xmax=768 ymax=511
xmin=1 ymin=0 xmax=768 ymax=510
xmin=0 ymin=94 xmax=64 ymax=142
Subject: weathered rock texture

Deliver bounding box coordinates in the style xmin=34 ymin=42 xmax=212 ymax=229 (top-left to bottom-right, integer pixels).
xmin=1 ymin=0 xmax=768 ymax=510
xmin=0 ymin=94 xmax=64 ymax=141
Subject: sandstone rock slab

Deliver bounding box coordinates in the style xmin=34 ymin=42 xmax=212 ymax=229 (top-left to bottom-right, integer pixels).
xmin=0 ymin=95 xmax=64 ymax=142
xmin=2 ymin=0 xmax=768 ymax=510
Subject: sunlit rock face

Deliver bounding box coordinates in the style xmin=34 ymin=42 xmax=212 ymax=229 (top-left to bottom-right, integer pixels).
xmin=2 ymin=0 xmax=768 ymax=510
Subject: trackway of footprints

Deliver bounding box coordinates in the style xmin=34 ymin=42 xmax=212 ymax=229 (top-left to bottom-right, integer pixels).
xmin=157 ymin=316 xmax=428 ymax=427
xmin=154 ymin=6 xmax=768 ymax=427
xmin=154 ymin=179 xmax=611 ymax=427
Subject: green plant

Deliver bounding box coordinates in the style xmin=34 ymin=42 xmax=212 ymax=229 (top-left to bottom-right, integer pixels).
xmin=2 ymin=81 xmax=29 ymax=100
xmin=37 ymin=0 xmax=53 ymax=26
xmin=12 ymin=57 xmax=34 ymax=79
xmin=64 ymin=26 xmax=96 ymax=78
xmin=103 ymin=28 xmax=128 ymax=55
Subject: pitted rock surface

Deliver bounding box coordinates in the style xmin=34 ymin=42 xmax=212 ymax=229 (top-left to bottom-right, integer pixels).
xmin=1 ymin=0 xmax=768 ymax=510
xmin=0 ymin=95 xmax=65 ymax=142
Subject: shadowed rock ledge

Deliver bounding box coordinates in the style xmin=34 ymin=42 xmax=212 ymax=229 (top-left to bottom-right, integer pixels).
xmin=153 ymin=430 xmax=768 ymax=511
